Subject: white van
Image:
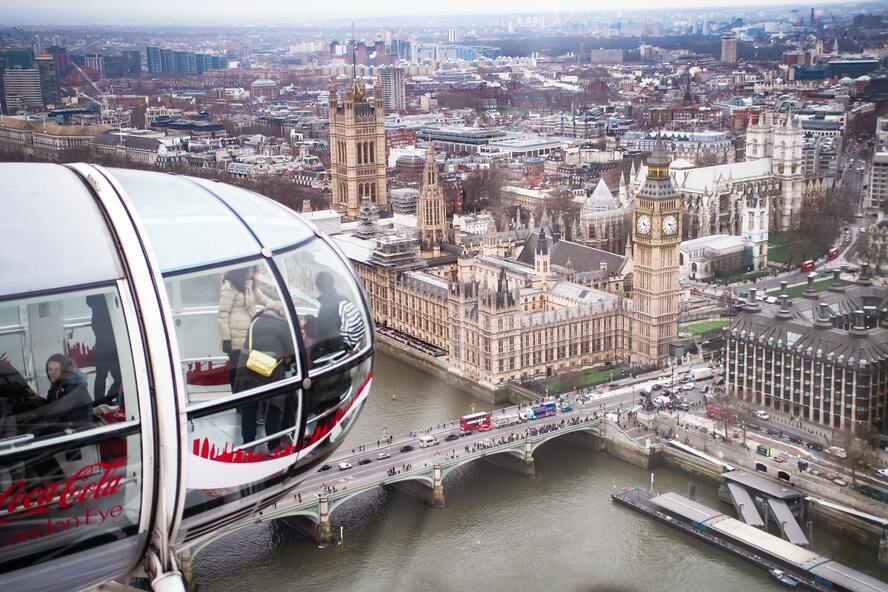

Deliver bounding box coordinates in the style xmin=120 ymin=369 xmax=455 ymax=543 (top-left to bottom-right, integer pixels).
xmin=826 ymin=446 xmax=847 ymax=459
xmin=419 ymin=435 xmax=439 ymax=448
xmin=755 ymin=410 xmax=770 ymax=420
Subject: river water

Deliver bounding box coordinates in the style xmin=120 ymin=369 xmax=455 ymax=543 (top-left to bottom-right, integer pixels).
xmin=194 ymin=351 xmax=888 ymax=591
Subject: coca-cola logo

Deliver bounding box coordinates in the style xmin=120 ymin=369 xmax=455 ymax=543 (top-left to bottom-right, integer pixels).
xmin=0 ymin=458 xmax=127 ymax=524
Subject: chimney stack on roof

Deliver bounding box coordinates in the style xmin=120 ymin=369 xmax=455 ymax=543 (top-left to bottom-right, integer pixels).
xmin=802 ymin=273 xmax=818 ymax=300
xmin=858 ymin=263 xmax=873 ymax=286
xmin=814 ymin=301 xmax=833 ymax=329
xmin=746 ymin=287 xmax=761 ymax=311
xmin=829 ymin=269 xmax=846 ymax=293
xmin=775 ymin=293 xmax=793 ymax=320
xmin=851 ymin=309 xmax=868 ymax=336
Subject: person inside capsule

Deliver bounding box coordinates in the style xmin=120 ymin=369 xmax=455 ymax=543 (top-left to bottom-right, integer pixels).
xmin=0 ymin=289 xmax=134 ymax=442
xmin=28 ymin=353 xmax=93 ymax=430
xmin=218 ymin=265 xmax=285 ymax=391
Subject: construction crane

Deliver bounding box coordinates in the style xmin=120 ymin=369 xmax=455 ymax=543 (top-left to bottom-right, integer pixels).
xmin=0 ymin=25 xmax=32 ymax=46
xmin=71 ymin=61 xmax=109 ymax=115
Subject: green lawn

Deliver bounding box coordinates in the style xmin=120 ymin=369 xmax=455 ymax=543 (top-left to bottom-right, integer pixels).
xmin=529 ymin=364 xmax=628 ymax=395
xmin=767 ymin=232 xmax=822 ymax=265
xmin=766 ymin=278 xmax=849 ymax=299
xmin=681 ymin=319 xmax=730 ymax=335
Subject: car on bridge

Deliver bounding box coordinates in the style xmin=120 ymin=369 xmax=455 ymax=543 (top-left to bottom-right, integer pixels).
xmin=445 ymin=433 xmax=460 ymax=442
xmin=337 ymin=462 xmax=352 ymax=471
xmin=358 ymin=458 xmax=372 ymax=465
xmin=319 ymin=464 xmax=332 ymax=472
xmin=400 ymin=445 xmax=415 ymax=453
xmin=377 ymin=452 xmax=391 ymax=460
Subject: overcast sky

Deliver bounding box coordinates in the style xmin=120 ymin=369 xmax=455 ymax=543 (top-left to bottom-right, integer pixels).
xmin=0 ymin=0 xmax=850 ymax=25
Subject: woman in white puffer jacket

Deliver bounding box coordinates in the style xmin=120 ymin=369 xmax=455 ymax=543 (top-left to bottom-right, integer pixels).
xmin=218 ymin=266 xmax=284 ymax=391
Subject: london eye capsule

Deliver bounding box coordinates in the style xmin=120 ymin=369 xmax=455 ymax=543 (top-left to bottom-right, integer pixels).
xmin=0 ymin=163 xmax=374 ymax=591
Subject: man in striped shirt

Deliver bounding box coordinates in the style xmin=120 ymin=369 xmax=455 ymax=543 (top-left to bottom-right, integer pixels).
xmin=314 ymin=271 xmax=365 ymax=359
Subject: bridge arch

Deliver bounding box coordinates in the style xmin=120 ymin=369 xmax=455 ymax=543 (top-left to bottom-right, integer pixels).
xmin=528 ymin=425 xmax=599 ymax=455
xmin=326 ymin=473 xmax=435 ymax=514
xmin=439 ymin=445 xmax=526 ymax=481
xmin=188 ymin=505 xmax=322 ymax=561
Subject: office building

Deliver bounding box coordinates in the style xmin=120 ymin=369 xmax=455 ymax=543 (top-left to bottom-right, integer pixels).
xmin=2 ymin=68 xmax=44 ymax=113
xmin=378 ymin=66 xmax=406 ymax=112
xmin=589 ymin=48 xmax=624 ymax=64
xmin=0 ymin=49 xmax=34 ymax=69
xmin=125 ymin=50 xmax=141 ymax=75
xmin=173 ymin=51 xmax=197 ymax=75
xmin=35 ymin=55 xmax=60 ymax=105
xmin=147 ymin=46 xmax=221 ymax=75
xmin=726 ymin=274 xmax=888 ymax=433
xmin=103 ymin=55 xmax=129 ymax=78
xmin=46 ymin=46 xmax=68 ymax=78
xmin=867 ymin=152 xmax=888 ymax=213
xmin=146 ymin=46 xmax=162 ymax=75
xmin=84 ymin=53 xmax=105 ymax=76
xmin=876 ymin=116 xmax=888 ymax=152
xmin=160 ymin=49 xmax=174 ymax=74
xmin=721 ymin=33 xmax=738 ymax=63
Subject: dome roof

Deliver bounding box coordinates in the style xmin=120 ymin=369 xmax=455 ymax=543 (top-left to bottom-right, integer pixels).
xmin=251 ymin=78 xmax=278 ymax=87
xmin=584 ymin=179 xmax=617 ymax=211
xmin=669 ymin=158 xmax=695 ymax=170
xmin=838 ymin=77 xmax=854 ymax=85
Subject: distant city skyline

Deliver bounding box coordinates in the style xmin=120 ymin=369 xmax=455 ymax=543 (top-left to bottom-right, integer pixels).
xmin=0 ymin=0 xmax=861 ymax=25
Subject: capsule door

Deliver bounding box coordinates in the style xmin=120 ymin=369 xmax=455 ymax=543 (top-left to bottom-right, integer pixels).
xmin=0 ymin=163 xmax=154 ymax=592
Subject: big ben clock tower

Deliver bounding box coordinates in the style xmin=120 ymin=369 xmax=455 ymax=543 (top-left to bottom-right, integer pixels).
xmin=631 ymin=136 xmax=681 ymax=367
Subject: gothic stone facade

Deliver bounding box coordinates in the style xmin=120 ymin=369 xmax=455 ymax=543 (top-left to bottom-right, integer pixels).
xmin=328 ymin=82 xmax=388 ymax=219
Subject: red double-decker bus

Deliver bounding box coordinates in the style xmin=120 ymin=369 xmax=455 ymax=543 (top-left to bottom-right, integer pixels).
xmin=826 ymin=247 xmax=839 ymax=261
xmin=460 ymin=411 xmax=492 ymax=431
xmin=705 ymin=405 xmax=736 ymax=423
xmin=800 ymin=260 xmax=815 ymax=272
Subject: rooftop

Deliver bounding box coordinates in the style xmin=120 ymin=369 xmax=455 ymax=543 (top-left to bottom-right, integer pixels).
xmin=722 ymin=470 xmax=804 ymax=500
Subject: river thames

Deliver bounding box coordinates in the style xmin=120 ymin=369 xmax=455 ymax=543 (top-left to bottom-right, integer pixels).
xmin=194 ymin=351 xmax=888 ymax=591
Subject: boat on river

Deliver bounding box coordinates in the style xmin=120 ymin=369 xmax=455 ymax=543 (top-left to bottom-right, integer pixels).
xmin=769 ymin=568 xmax=799 ymax=588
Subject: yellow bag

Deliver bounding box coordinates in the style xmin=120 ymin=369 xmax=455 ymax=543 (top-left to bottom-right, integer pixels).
xmin=244 ymin=322 xmax=280 ymax=378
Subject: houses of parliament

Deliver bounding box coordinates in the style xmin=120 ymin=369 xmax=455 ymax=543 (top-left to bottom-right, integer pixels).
xmin=325 ymin=77 xmax=682 ymax=392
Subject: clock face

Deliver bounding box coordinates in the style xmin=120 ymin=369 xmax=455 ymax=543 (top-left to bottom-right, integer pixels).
xmin=662 ymin=214 xmax=678 ymax=236
xmin=636 ymin=214 xmax=651 ymax=235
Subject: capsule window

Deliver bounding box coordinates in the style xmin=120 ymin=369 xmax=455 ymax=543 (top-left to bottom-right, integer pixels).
xmin=273 ymin=239 xmax=370 ymax=373
xmin=0 ymin=285 xmax=140 ymax=438
xmin=0 ymin=285 xmax=143 ymax=571
xmin=163 ymin=260 xmax=299 ymax=405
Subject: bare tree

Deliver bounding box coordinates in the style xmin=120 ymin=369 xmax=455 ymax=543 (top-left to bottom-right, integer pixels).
xmin=832 ymin=426 xmax=875 ymax=487
xmin=717 ymin=393 xmax=756 ymax=446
